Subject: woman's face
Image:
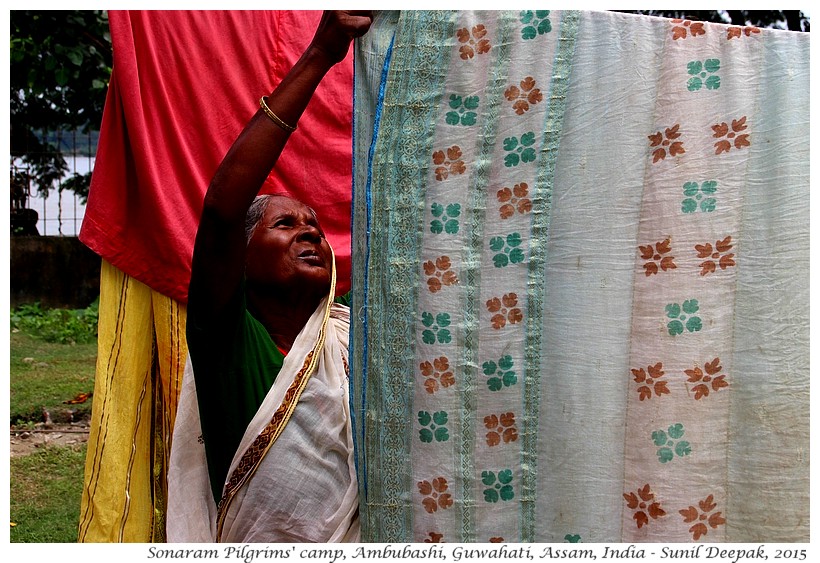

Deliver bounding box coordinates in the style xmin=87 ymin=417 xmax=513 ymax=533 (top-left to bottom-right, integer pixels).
xmin=244 ymin=195 xmax=332 ymax=296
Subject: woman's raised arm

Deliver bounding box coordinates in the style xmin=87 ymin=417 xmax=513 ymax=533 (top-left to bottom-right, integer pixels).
xmin=187 ymin=11 xmax=372 ymax=319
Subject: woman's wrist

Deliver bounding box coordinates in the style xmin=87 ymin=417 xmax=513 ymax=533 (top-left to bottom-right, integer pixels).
xmin=301 ymin=41 xmax=346 ymax=70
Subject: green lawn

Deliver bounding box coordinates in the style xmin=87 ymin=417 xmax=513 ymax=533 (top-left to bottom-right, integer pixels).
xmin=10 ymin=444 xmax=87 ymax=542
xmin=10 ymin=316 xmax=97 ymax=543
xmin=10 ymin=330 xmax=97 ymax=424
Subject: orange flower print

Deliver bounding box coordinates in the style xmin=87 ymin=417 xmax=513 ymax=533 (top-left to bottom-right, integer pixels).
xmin=486 ymin=293 xmax=523 ymax=330
xmin=727 ymin=26 xmax=760 ymax=40
xmin=680 ymin=494 xmax=726 ymax=541
xmin=424 ymin=255 xmax=459 ymax=293
xmin=639 ymin=238 xmax=677 ymax=276
xmin=648 ymin=124 xmax=685 ymax=163
xmin=624 ymin=484 xmax=666 ymax=529
xmin=632 ymin=362 xmax=670 ymax=401
xmin=433 ymin=146 xmax=466 ymax=181
xmin=497 ymin=182 xmax=532 ymax=218
xmin=686 ymin=357 xmax=729 ymax=400
xmin=504 ymin=76 xmax=543 ymax=115
xmin=418 ymin=477 xmax=454 ymax=513
xmin=484 ymin=412 xmax=518 ymax=446
xmin=671 ymin=19 xmax=706 ymax=40
xmin=423 ymin=531 xmax=444 ymax=543
xmin=420 ymin=356 xmax=456 ymax=394
xmin=696 ymin=236 xmax=735 ymax=276
xmin=457 ymin=24 xmax=491 ymax=60
xmin=713 ymin=116 xmax=750 ymax=154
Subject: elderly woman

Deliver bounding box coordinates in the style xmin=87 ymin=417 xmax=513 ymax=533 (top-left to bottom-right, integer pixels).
xmin=167 ymin=11 xmax=372 ymax=543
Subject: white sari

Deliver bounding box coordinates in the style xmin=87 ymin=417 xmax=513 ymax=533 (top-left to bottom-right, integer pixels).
xmin=167 ymin=274 xmax=358 ymax=543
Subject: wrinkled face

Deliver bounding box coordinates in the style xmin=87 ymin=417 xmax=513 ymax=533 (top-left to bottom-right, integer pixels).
xmin=245 ymin=196 xmax=332 ymax=296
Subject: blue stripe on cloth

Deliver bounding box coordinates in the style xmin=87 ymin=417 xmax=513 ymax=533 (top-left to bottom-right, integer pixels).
xmin=352 ymin=32 xmax=396 ymax=503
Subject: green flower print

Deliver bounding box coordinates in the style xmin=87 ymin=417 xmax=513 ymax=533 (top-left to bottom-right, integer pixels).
xmin=445 ymin=94 xmax=479 ymax=126
xmin=682 ymin=181 xmax=717 ymax=213
xmin=652 ymin=423 xmax=691 ymax=463
xmin=422 ymin=311 xmax=452 ymax=344
xmin=418 ymin=411 xmax=450 ymax=443
xmin=520 ymin=10 xmax=551 ymax=40
xmin=482 ymin=469 xmax=515 ymax=502
xmin=665 ymin=300 xmax=702 ymax=335
xmin=482 ymin=354 xmax=517 ymax=391
xmin=490 ymin=233 xmax=525 ymax=267
xmin=503 ymin=132 xmax=537 ymax=167
xmin=430 ymin=202 xmax=461 ymax=234
xmin=687 ymin=59 xmax=721 ymax=91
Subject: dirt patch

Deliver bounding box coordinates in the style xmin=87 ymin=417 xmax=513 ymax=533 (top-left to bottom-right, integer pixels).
xmin=10 ymin=420 xmax=90 ymax=457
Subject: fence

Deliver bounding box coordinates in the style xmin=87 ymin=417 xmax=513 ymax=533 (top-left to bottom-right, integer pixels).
xmin=10 ymin=129 xmax=96 ymax=237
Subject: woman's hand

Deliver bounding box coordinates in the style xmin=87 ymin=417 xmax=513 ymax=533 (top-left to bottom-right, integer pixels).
xmin=309 ymin=10 xmax=373 ymax=65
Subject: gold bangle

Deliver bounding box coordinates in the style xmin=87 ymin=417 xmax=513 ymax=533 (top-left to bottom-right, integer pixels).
xmin=259 ymin=96 xmax=297 ymax=133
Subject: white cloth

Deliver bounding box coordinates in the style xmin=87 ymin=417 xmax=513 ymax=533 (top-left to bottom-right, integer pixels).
xmin=351 ymin=10 xmax=809 ymax=542
xmin=167 ymin=298 xmax=358 ymax=543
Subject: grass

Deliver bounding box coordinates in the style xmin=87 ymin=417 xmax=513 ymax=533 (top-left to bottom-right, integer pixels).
xmin=10 ymin=302 xmax=98 ymax=543
xmin=9 ymin=330 xmax=97 ymax=424
xmin=10 ymin=444 xmax=88 ymax=542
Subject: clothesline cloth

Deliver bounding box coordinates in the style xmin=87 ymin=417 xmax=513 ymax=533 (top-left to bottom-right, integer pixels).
xmin=350 ymin=10 xmax=809 ymax=543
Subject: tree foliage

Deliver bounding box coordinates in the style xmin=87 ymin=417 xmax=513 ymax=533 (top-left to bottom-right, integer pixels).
xmin=10 ymin=10 xmax=112 ymax=200
xmin=616 ymin=10 xmax=809 ymax=32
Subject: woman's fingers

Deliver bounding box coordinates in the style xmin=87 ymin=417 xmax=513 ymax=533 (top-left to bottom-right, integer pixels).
xmin=311 ymin=10 xmax=373 ymax=63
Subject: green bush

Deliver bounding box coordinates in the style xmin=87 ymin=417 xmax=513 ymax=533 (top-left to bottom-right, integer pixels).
xmin=11 ymin=300 xmax=99 ymax=344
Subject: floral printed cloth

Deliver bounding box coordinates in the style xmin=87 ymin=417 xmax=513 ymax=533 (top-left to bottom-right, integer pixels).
xmin=350 ymin=10 xmax=809 ymax=543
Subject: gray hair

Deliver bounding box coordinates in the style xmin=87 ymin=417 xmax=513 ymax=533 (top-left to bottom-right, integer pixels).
xmin=245 ymin=194 xmax=274 ymax=244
